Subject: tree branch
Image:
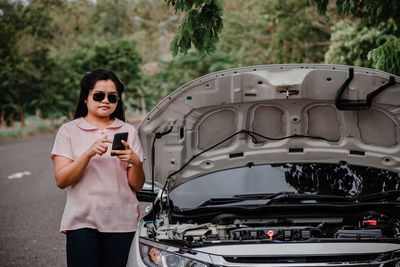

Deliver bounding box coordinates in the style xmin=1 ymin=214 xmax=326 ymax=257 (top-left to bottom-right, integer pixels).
xmin=302 ymin=41 xmax=331 ymax=48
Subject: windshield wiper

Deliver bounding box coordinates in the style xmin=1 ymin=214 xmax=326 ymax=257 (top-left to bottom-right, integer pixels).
xmin=198 ymin=197 xmax=247 ymax=207
xmin=198 ymin=192 xmax=353 ymax=207
xmin=235 ymin=192 xmax=353 ymax=203
xmin=234 ymin=191 xmax=296 ymax=200
xmin=358 ymin=190 xmax=400 ymax=202
xmin=199 ymin=192 xmax=296 ymax=207
xmin=198 ymin=192 xmax=296 ymax=207
xmin=264 ymin=192 xmax=354 ymax=205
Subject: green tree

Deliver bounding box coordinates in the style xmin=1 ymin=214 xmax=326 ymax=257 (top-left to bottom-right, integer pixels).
xmin=58 ymin=38 xmax=143 ymax=117
xmin=229 ymin=0 xmax=332 ymax=64
xmin=166 ymin=0 xmax=223 ymax=55
xmin=325 ymin=20 xmax=394 ymax=67
xmin=311 ymin=0 xmax=400 ymax=75
xmin=55 ymin=48 xmax=92 ymax=119
xmin=46 ymin=0 xmax=95 ymax=58
xmin=263 ymin=0 xmax=331 ymax=63
xmin=89 ymin=0 xmax=130 ymax=39
xmin=150 ymin=0 xmax=333 ymax=101
xmin=311 ymin=0 xmax=400 ymax=26
xmin=165 ymin=0 xmax=399 ymax=76
xmin=153 ymin=50 xmax=235 ymax=95
xmin=165 ymin=0 xmax=332 ymax=61
xmin=0 ymin=0 xmax=57 ymax=127
xmin=368 ymin=35 xmax=400 ymax=75
xmin=89 ymin=39 xmax=142 ymax=100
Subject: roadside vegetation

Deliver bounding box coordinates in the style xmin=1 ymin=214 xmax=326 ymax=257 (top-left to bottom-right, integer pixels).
xmin=1 ymin=0 xmax=399 ymax=140
xmin=0 ymin=119 xmax=60 ymax=140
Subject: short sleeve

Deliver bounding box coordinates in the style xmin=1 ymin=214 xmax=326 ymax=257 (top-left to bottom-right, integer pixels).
xmin=129 ymin=126 xmax=145 ymax=163
xmin=51 ymin=124 xmax=73 ymax=161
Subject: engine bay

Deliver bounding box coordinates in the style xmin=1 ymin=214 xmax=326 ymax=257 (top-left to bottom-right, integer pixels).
xmin=141 ymin=209 xmax=400 ymax=247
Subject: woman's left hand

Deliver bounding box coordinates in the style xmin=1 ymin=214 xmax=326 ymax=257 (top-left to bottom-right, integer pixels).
xmin=111 ymin=140 xmax=141 ymax=166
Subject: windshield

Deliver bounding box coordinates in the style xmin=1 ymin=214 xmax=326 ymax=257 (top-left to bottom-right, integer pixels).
xmin=169 ymin=163 xmax=400 ymax=209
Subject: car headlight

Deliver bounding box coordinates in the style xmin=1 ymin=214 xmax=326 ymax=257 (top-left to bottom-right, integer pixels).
xmin=139 ymin=239 xmax=209 ymax=267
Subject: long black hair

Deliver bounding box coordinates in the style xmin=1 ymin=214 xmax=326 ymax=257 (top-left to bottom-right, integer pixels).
xmin=74 ymin=68 xmax=126 ymax=122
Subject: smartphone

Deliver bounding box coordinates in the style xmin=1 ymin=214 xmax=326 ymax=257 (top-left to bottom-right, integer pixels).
xmin=111 ymin=132 xmax=128 ymax=156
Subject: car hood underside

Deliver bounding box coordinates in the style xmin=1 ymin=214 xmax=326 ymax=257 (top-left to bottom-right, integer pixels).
xmin=138 ymin=64 xmax=400 ymax=191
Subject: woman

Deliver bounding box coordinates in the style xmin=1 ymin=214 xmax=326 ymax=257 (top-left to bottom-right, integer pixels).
xmin=51 ymin=69 xmax=145 ymax=267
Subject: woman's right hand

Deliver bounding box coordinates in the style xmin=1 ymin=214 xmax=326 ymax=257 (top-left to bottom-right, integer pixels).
xmin=54 ymin=134 xmax=112 ymax=189
xmin=85 ymin=135 xmax=112 ymax=157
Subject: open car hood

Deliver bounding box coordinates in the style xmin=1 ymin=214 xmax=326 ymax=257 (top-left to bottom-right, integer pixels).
xmin=138 ymin=64 xmax=400 ymax=191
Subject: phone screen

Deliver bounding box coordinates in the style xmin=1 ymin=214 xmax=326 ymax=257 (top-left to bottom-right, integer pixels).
xmin=111 ymin=132 xmax=128 ymax=156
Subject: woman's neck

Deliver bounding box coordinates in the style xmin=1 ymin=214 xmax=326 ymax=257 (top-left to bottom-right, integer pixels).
xmin=84 ymin=114 xmax=114 ymax=129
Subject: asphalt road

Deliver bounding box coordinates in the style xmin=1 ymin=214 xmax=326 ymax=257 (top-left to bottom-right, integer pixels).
xmin=0 ymin=131 xmax=149 ymax=267
xmin=0 ymin=133 xmax=65 ymax=266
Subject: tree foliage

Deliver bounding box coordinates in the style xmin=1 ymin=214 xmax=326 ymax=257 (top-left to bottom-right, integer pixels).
xmin=311 ymin=0 xmax=400 ymax=26
xmin=325 ymin=20 xmax=394 ymax=67
xmin=155 ymin=50 xmax=235 ymax=95
xmin=0 ymin=0 xmax=56 ymax=126
xmin=167 ymin=0 xmax=399 ymax=76
xmin=166 ymin=0 xmax=332 ymax=60
xmin=1 ymin=0 xmax=399 ymax=128
xmin=58 ymin=38 xmax=143 ymax=118
xmin=311 ymin=0 xmax=400 ymax=75
xmin=368 ymin=36 xmax=400 ymax=76
xmin=1 ymin=0 xmax=145 ymax=125
xmin=166 ymin=0 xmax=223 ymax=55
xmin=259 ymin=0 xmax=331 ymax=64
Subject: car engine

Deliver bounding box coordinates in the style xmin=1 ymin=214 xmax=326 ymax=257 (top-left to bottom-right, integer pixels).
xmin=141 ymin=211 xmax=400 ymax=247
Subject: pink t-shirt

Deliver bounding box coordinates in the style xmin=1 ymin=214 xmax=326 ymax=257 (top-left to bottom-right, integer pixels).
xmin=51 ymin=117 xmax=145 ymax=233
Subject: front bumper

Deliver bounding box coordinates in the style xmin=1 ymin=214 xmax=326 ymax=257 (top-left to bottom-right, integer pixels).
xmin=128 ymin=234 xmax=400 ymax=267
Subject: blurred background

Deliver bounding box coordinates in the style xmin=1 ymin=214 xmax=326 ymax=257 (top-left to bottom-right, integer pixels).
xmin=0 ymin=1 xmax=399 ymax=266
xmin=1 ymin=0 xmax=399 ymax=139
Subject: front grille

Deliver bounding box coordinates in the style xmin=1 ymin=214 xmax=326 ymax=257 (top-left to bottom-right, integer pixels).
xmin=223 ymin=253 xmax=381 ymax=264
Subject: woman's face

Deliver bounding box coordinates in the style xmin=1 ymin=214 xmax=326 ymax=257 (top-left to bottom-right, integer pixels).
xmin=85 ymin=79 xmax=119 ymax=119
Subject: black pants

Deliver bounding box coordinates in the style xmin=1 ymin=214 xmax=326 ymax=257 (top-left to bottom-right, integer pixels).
xmin=66 ymin=228 xmax=135 ymax=267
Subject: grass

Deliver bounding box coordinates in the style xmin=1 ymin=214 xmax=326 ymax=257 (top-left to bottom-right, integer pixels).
xmin=0 ymin=119 xmax=61 ymax=140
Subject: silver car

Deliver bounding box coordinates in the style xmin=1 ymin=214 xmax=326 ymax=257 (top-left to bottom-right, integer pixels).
xmin=128 ymin=64 xmax=400 ymax=266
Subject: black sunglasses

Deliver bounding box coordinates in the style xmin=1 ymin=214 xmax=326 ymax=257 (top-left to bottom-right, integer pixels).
xmin=91 ymin=92 xmax=120 ymax=104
